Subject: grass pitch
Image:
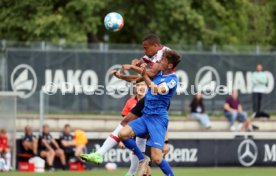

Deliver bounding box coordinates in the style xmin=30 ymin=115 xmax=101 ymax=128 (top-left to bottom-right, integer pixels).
xmin=0 ymin=167 xmax=276 ymax=176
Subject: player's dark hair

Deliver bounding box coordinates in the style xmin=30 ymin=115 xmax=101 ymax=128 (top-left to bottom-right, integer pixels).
xmin=164 ymin=50 xmax=181 ymax=68
xmin=64 ymin=124 xmax=70 ymax=128
xmin=143 ymin=34 xmax=161 ymax=45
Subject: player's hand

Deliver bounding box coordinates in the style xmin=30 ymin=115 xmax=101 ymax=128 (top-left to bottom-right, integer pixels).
xmin=120 ymin=64 xmax=132 ymax=73
xmin=118 ymin=141 xmax=125 ymax=149
xmin=131 ymin=58 xmax=140 ymax=66
xmin=112 ymin=70 xmax=121 ymax=79
xmin=141 ymin=67 xmax=147 ymax=76
xmin=163 ymin=143 xmax=170 ymax=156
xmin=140 ymin=63 xmax=147 ymax=69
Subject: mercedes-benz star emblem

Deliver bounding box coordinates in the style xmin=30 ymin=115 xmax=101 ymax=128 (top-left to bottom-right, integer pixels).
xmin=238 ymin=139 xmax=258 ymax=167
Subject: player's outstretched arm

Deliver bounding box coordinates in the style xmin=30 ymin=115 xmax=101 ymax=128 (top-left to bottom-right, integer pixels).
xmin=112 ymin=70 xmax=140 ymax=82
xmin=120 ymin=64 xmax=143 ymax=74
xmin=120 ymin=63 xmax=161 ymax=78
xmin=134 ymin=76 xmax=144 ymax=83
xmin=120 ymin=74 xmax=141 ymax=82
xmin=131 ymin=58 xmax=146 ymax=66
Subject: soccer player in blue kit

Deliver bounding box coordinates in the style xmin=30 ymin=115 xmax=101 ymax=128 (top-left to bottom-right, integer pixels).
xmin=118 ymin=50 xmax=181 ymax=176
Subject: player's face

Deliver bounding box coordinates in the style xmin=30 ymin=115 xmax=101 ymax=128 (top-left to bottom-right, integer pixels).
xmin=136 ymin=82 xmax=146 ymax=96
xmin=142 ymin=41 xmax=159 ymax=57
xmin=160 ymin=56 xmax=171 ymax=71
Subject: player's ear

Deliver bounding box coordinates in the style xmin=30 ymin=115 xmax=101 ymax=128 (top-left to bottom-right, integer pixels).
xmin=168 ymin=63 xmax=174 ymax=69
xmin=154 ymin=43 xmax=159 ymax=48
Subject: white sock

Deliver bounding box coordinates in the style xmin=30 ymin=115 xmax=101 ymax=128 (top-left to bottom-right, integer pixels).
xmin=127 ymin=154 xmax=139 ymax=176
xmin=136 ymin=137 xmax=147 ymax=152
xmin=127 ymin=137 xmax=147 ymax=175
xmin=4 ymin=152 xmax=11 ymax=169
xmin=97 ymin=124 xmax=123 ymax=155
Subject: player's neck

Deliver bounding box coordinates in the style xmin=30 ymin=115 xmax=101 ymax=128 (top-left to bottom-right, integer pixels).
xmin=162 ymin=69 xmax=173 ymax=75
xmin=157 ymin=45 xmax=163 ymax=50
xmin=136 ymin=94 xmax=143 ymax=100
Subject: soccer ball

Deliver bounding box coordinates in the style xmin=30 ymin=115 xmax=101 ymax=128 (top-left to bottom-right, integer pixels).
xmin=105 ymin=162 xmax=117 ymax=171
xmin=104 ymin=12 xmax=124 ymax=32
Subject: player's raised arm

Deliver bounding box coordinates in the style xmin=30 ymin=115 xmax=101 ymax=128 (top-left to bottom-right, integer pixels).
xmin=145 ymin=62 xmax=161 ymax=78
xmin=141 ymin=68 xmax=168 ymax=94
xmin=112 ymin=70 xmax=141 ymax=82
xmin=120 ymin=63 xmax=161 ymax=78
xmin=131 ymin=58 xmax=146 ymax=67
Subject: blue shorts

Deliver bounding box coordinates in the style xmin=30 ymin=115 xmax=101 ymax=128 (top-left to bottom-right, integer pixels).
xmin=129 ymin=115 xmax=168 ymax=150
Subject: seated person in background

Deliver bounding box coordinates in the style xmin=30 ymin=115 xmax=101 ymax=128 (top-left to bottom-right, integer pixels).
xmin=224 ymin=90 xmax=253 ymax=131
xmin=22 ymin=125 xmax=38 ymax=155
xmin=190 ymin=92 xmax=211 ymax=129
xmin=60 ymin=124 xmax=86 ymax=160
xmin=0 ymin=128 xmax=11 ymax=171
xmin=39 ymin=124 xmax=66 ymax=171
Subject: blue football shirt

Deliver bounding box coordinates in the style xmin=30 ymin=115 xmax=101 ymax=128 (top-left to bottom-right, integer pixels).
xmin=142 ymin=71 xmax=178 ymax=117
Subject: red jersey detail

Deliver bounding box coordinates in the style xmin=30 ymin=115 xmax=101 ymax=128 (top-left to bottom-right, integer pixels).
xmin=142 ymin=58 xmax=155 ymax=68
xmin=121 ymin=96 xmax=138 ymax=117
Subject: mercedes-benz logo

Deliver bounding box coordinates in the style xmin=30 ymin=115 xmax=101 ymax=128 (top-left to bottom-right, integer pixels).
xmin=195 ymin=66 xmax=220 ymax=99
xmin=105 ymin=64 xmax=130 ymax=99
xmin=10 ymin=64 xmax=37 ymax=99
xmin=238 ymin=139 xmax=258 ymax=167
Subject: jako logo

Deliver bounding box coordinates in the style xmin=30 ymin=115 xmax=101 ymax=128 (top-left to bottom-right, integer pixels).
xmin=10 ymin=64 xmax=37 ymax=98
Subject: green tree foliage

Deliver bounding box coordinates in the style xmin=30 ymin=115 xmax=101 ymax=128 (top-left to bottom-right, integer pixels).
xmin=0 ymin=0 xmax=109 ymax=43
xmin=0 ymin=0 xmax=275 ymax=46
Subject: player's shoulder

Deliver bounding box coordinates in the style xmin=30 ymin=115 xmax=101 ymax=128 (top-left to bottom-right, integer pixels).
xmin=162 ymin=46 xmax=171 ymax=51
xmin=124 ymin=96 xmax=136 ymax=106
xmin=127 ymin=95 xmax=136 ymax=102
xmin=164 ymin=73 xmax=177 ymax=88
xmin=164 ymin=72 xmax=177 ymax=80
xmin=158 ymin=46 xmax=171 ymax=54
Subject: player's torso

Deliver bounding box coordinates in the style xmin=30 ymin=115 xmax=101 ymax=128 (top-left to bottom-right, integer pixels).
xmin=143 ymin=73 xmax=177 ymax=116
